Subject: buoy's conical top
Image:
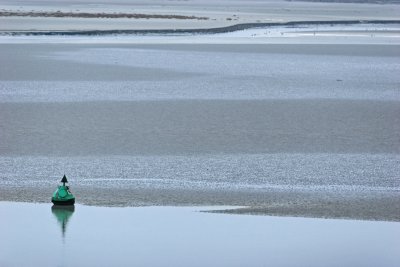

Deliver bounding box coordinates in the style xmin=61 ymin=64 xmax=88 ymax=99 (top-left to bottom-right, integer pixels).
xmin=61 ymin=175 xmax=68 ymax=184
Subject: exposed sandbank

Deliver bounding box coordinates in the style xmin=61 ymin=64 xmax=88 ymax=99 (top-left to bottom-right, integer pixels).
xmin=1 ymin=0 xmax=400 ymax=32
xmin=1 ymin=187 xmax=399 ymax=222
xmin=0 ymin=11 xmax=209 ymax=20
xmin=2 ymin=19 xmax=400 ymax=36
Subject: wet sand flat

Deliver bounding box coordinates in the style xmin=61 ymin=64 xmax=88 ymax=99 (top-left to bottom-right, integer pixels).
xmin=0 ymin=41 xmax=399 ymax=221
xmin=1 ymin=43 xmax=399 ymax=99
xmin=0 ymin=100 xmax=399 ymax=221
xmin=1 ymin=100 xmax=399 ymax=155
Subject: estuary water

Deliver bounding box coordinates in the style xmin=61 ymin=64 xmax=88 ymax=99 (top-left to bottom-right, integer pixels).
xmin=0 ymin=202 xmax=399 ymax=267
xmin=0 ymin=43 xmax=399 ymax=220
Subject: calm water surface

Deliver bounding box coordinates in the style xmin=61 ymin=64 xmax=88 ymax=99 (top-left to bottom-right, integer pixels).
xmin=0 ymin=202 xmax=399 ymax=267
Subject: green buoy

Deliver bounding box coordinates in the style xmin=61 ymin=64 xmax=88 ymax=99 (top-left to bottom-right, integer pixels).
xmin=52 ymin=175 xmax=75 ymax=205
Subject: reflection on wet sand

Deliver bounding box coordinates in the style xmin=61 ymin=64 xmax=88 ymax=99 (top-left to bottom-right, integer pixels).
xmin=51 ymin=205 xmax=75 ymax=238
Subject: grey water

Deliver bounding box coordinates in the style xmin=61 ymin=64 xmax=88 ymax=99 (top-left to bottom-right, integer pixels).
xmin=1 ymin=44 xmax=399 ymax=101
xmin=0 ymin=43 xmax=399 ymax=220
xmin=1 ymin=202 xmax=399 ymax=267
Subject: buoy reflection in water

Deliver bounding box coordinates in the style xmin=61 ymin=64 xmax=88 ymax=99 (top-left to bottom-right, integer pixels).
xmin=51 ymin=205 xmax=75 ymax=239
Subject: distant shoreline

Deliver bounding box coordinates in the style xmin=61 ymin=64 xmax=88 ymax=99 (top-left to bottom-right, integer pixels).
xmin=2 ymin=19 xmax=400 ymax=36
xmin=0 ymin=11 xmax=209 ymax=20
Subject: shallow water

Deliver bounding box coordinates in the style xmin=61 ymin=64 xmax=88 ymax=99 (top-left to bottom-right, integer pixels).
xmin=0 ymin=202 xmax=399 ymax=267
xmin=1 ymin=154 xmax=399 ymax=192
xmin=1 ymin=44 xmax=399 ymax=101
xmin=0 ymin=43 xmax=399 ymax=219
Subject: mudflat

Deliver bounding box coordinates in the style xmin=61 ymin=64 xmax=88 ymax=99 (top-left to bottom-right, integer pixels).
xmin=0 ymin=42 xmax=399 ymax=221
